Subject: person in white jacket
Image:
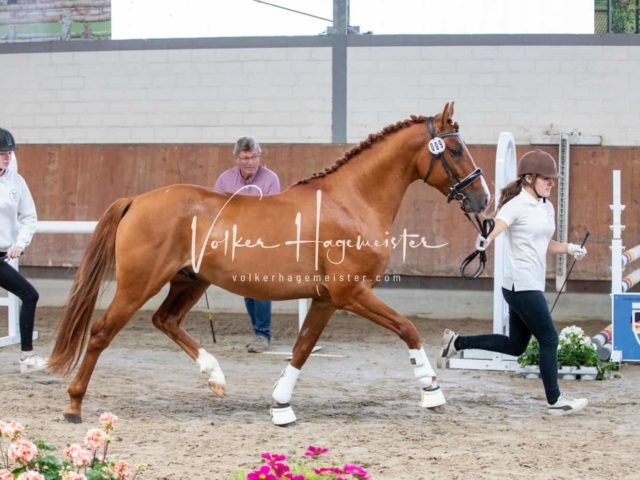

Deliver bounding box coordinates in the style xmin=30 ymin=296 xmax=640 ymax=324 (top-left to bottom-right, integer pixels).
xmin=0 ymin=127 xmax=45 ymax=373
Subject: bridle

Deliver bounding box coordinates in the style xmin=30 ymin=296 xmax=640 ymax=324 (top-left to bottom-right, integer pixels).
xmin=421 ymin=116 xmax=493 ymax=280
xmin=422 ymin=116 xmax=484 ymax=205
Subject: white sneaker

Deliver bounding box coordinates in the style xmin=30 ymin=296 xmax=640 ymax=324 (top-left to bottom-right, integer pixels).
xmin=437 ymin=329 xmax=459 ymax=369
xmin=19 ymin=354 xmax=48 ymax=374
xmin=547 ymin=393 xmax=588 ymax=416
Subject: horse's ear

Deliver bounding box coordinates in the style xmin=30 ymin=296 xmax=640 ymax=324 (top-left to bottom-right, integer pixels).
xmin=449 ymin=101 xmax=455 ymax=119
xmin=440 ymin=102 xmax=450 ymax=128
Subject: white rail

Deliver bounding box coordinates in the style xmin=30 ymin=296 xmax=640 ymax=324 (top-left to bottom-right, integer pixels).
xmin=1 ymin=221 xmax=309 ymax=348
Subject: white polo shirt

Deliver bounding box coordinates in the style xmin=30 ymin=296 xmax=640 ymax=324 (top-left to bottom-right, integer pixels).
xmin=496 ymin=189 xmax=555 ymax=292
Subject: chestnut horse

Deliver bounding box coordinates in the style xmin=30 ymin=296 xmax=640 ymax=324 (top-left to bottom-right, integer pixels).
xmin=48 ymin=102 xmax=489 ymax=425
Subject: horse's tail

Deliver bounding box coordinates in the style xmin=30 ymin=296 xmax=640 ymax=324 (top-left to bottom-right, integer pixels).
xmin=48 ymin=197 xmax=133 ymax=376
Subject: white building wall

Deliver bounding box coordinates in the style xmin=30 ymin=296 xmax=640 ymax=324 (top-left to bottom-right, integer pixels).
xmin=1 ymin=47 xmax=332 ymax=144
xmin=348 ymin=45 xmax=640 ymax=146
xmin=2 ymin=40 xmax=640 ymax=147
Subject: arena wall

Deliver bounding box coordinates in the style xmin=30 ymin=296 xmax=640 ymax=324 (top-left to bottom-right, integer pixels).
xmin=2 ymin=35 xmax=639 ymax=281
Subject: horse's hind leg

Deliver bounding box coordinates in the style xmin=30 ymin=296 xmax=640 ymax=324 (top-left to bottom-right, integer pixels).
xmin=64 ymin=288 xmax=150 ymax=423
xmin=151 ymin=276 xmax=226 ymax=397
xmin=271 ymin=298 xmax=336 ymax=426
xmin=335 ymin=284 xmax=446 ymax=412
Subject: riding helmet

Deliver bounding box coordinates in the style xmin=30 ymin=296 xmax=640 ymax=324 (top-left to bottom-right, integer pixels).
xmin=517 ymin=149 xmax=560 ymax=178
xmin=0 ymin=128 xmax=18 ymax=152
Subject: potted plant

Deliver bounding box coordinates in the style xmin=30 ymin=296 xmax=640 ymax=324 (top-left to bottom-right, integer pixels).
xmin=517 ymin=326 xmax=616 ymax=380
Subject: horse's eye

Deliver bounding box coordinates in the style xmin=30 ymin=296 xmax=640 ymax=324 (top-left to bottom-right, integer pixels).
xmin=451 ymin=148 xmax=463 ymax=157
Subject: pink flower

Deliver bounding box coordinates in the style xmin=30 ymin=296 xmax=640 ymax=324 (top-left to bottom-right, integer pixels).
xmin=0 ymin=469 xmax=12 ymax=480
xmin=110 ymin=460 xmax=132 ymax=479
xmin=304 ymin=445 xmax=329 ymax=458
xmin=271 ymin=462 xmax=290 ymax=477
xmin=65 ymin=444 xmax=92 ymax=467
xmin=261 ymin=452 xmax=287 ymax=463
xmin=84 ymin=428 xmax=107 ymax=452
xmin=1 ymin=420 xmax=24 ymax=441
xmin=313 ymin=467 xmax=343 ymax=475
xmin=17 ymin=472 xmax=45 ymax=480
xmin=8 ymin=439 xmax=39 ymax=463
xmin=99 ymin=412 xmax=118 ymax=432
xmin=343 ymin=464 xmax=370 ymax=479
xmin=247 ymin=465 xmax=277 ymax=480
xmin=285 ymin=475 xmax=306 ymax=480
xmin=62 ymin=474 xmax=87 ymax=480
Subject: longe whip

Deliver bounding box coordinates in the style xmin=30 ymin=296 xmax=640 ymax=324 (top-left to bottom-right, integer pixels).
xmin=550 ymin=230 xmax=591 ymax=314
xmin=205 ymin=290 xmax=216 ymax=344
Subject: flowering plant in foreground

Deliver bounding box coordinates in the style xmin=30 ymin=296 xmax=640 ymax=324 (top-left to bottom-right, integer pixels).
xmin=232 ymin=446 xmax=371 ymax=480
xmin=0 ymin=412 xmax=147 ymax=480
xmin=517 ymin=325 xmax=616 ymax=380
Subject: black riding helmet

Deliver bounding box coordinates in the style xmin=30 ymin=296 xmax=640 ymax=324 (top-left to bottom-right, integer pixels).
xmin=0 ymin=128 xmax=18 ymax=152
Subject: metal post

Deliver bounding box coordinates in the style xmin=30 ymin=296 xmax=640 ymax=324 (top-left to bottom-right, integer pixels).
xmin=555 ymin=134 xmax=570 ymax=292
xmin=608 ymin=0 xmax=613 ymax=32
xmin=331 ymin=0 xmax=348 ymax=144
xmin=333 ymin=0 xmax=349 ymax=35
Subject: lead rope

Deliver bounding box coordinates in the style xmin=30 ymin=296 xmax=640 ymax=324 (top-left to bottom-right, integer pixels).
xmin=460 ymin=214 xmax=495 ymax=280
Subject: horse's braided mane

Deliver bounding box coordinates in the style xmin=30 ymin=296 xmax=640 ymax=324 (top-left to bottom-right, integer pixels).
xmin=292 ymin=114 xmax=459 ymax=186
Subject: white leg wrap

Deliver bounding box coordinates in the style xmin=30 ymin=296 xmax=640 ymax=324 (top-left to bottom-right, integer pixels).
xmin=272 ymin=364 xmax=300 ymax=405
xmin=196 ymin=348 xmax=226 ymax=386
xmin=409 ymin=347 xmax=436 ymax=387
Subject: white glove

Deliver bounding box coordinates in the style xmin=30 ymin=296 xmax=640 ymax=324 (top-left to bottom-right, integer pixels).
xmin=475 ymin=234 xmax=491 ymax=252
xmin=568 ymin=243 xmax=587 ymax=260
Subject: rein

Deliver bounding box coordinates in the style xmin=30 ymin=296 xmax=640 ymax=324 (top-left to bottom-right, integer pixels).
xmin=460 ymin=214 xmax=495 ymax=280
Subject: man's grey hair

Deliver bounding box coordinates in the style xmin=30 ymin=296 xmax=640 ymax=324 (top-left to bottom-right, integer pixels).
xmin=233 ymin=136 xmax=261 ymax=156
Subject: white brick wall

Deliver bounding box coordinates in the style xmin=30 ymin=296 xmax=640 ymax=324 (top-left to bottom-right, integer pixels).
xmin=4 ymin=42 xmax=640 ymax=146
xmin=0 ymin=47 xmax=332 ymax=144
xmin=348 ymin=45 xmax=640 ymax=146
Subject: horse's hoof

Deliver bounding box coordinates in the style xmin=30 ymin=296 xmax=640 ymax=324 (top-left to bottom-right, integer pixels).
xmin=63 ymin=412 xmax=82 ymax=424
xmin=208 ymin=381 xmax=225 ymax=398
xmin=420 ymin=385 xmax=446 ymax=409
xmin=275 ymin=420 xmax=298 ymax=428
xmin=427 ymin=405 xmax=446 ymax=414
xmin=270 ymin=404 xmax=297 ymax=427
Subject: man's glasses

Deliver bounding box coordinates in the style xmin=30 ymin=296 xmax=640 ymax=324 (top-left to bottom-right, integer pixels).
xmin=238 ymin=155 xmax=260 ymax=163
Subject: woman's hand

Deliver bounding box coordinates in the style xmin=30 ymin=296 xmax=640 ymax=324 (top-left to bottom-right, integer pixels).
xmin=567 ymin=243 xmax=587 ymax=260
xmin=475 ymin=234 xmax=492 ymax=251
xmin=5 ymin=246 xmax=24 ymax=260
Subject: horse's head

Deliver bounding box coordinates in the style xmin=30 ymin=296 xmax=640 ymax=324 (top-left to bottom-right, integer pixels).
xmin=419 ymin=102 xmax=490 ymax=214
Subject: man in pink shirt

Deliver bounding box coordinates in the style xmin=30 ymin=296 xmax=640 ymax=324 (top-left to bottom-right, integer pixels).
xmin=214 ymin=136 xmax=280 ymax=353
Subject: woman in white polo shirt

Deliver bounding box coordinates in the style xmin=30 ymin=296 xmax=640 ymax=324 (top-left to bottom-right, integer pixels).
xmin=0 ymin=127 xmax=46 ymax=373
xmin=437 ymin=150 xmax=588 ymax=416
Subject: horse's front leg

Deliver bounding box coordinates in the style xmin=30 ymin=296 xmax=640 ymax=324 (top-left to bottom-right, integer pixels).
xmin=336 ymin=284 xmax=446 ymax=411
xmin=271 ymin=298 xmax=336 ymax=426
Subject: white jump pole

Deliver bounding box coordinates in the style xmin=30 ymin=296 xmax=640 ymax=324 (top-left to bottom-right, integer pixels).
xmin=609 ymin=170 xmax=624 ymax=363
xmin=611 ymin=170 xmax=623 ymax=296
